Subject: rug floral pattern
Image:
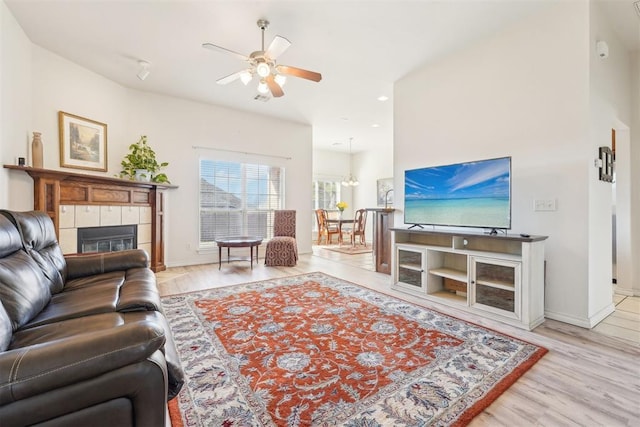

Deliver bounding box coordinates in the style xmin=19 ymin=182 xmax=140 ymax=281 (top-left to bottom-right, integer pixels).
xmin=162 ymin=272 xmax=546 ymax=426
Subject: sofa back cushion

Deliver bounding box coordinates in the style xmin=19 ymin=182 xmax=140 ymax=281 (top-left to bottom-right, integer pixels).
xmin=0 ymin=210 xmax=67 ymax=294
xmin=0 ymin=215 xmax=51 ymax=331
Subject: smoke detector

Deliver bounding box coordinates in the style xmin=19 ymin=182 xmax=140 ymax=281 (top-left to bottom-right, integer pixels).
xmin=596 ymin=40 xmax=609 ymax=59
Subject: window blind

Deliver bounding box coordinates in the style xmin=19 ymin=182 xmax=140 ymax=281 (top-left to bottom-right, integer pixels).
xmin=200 ymin=159 xmax=284 ymax=247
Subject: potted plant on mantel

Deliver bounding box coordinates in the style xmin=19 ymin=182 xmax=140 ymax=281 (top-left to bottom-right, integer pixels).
xmin=119 ymin=135 xmax=170 ymax=183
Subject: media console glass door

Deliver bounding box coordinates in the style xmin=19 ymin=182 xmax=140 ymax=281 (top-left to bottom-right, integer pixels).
xmin=395 ymin=245 xmax=426 ymax=292
xmin=470 ymin=256 xmax=521 ymax=319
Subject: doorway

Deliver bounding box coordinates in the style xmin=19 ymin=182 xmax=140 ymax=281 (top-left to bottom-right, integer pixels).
xmin=611 ymin=124 xmax=633 ymax=295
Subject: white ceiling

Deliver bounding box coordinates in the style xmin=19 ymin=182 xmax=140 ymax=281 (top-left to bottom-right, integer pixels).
xmin=6 ymin=0 xmax=638 ymax=154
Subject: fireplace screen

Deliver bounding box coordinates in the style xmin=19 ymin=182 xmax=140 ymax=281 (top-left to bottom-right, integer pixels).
xmin=77 ymin=225 xmax=137 ymax=254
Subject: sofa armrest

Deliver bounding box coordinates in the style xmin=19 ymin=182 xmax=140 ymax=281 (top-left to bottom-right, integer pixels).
xmin=0 ymin=321 xmax=165 ymax=405
xmin=65 ymin=249 xmax=149 ymax=280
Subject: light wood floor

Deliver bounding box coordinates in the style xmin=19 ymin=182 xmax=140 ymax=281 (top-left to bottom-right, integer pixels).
xmin=157 ymin=248 xmax=640 ymax=427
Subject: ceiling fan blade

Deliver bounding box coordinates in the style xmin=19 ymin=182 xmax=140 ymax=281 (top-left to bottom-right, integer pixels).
xmin=265 ymin=36 xmax=291 ymax=60
xmin=216 ymin=70 xmax=244 ymax=85
xmin=276 ymin=65 xmax=322 ymax=82
xmin=266 ymin=74 xmax=284 ymax=97
xmin=202 ymin=42 xmax=249 ymax=61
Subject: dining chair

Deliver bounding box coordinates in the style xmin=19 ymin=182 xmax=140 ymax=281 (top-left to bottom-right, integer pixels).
xmin=314 ymin=209 xmax=340 ymax=245
xmin=345 ymin=209 xmax=367 ymax=246
xmin=264 ymin=210 xmax=298 ymax=266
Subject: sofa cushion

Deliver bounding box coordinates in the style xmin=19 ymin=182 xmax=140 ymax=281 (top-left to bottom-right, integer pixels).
xmin=22 ymin=284 xmax=121 ymax=328
xmin=20 ymin=268 xmax=162 ymax=329
xmin=0 ymin=210 xmax=66 ymax=294
xmin=66 ymin=268 xmax=162 ymax=312
xmin=0 ymin=214 xmax=23 ymax=258
xmin=0 ymin=249 xmax=51 ymax=331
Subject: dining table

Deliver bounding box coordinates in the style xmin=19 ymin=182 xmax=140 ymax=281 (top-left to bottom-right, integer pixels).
xmin=326 ymin=218 xmax=354 ymax=245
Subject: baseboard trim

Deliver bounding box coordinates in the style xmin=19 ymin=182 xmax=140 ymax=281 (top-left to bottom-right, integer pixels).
xmin=545 ymin=310 xmax=593 ymax=328
xmin=587 ymin=303 xmax=616 ymax=327
xmin=545 ymin=303 xmax=616 ymax=329
xmin=614 ymin=287 xmax=638 ymax=297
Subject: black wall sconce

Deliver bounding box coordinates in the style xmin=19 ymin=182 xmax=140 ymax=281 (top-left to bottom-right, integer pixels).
xmin=598 ymin=146 xmax=614 ymax=182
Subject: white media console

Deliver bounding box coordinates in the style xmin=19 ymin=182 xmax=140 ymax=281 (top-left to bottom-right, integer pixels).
xmin=391 ymin=228 xmax=547 ymax=330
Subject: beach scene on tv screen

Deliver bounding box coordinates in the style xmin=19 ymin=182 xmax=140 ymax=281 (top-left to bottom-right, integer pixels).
xmin=404 ymin=157 xmax=511 ymax=228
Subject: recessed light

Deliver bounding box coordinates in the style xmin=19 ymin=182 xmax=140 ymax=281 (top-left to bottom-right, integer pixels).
xmin=377 ymin=95 xmax=389 ymax=101
xmin=371 ymin=124 xmax=380 ymax=128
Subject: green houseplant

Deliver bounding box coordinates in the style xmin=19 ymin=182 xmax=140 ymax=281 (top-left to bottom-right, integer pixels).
xmin=119 ymin=135 xmax=170 ymax=183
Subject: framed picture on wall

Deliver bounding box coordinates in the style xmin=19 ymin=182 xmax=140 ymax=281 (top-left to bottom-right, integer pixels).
xmin=377 ymin=177 xmax=394 ymax=207
xmin=58 ymin=111 xmax=107 ymax=172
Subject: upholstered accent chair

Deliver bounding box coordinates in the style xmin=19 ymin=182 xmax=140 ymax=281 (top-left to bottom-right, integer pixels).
xmin=264 ymin=210 xmax=298 ymax=266
xmin=345 ymin=209 xmax=367 ymax=246
xmin=315 ymin=209 xmax=340 ymax=245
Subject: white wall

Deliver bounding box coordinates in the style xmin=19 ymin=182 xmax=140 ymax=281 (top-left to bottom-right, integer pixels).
xmin=3 ymin=37 xmax=313 ymax=267
xmin=588 ymin=0 xmax=633 ymax=315
xmin=126 ymin=91 xmax=313 ymax=266
xmin=631 ymin=52 xmax=640 ymax=296
xmin=1 ymin=1 xmax=32 ymax=208
xmin=394 ymin=2 xmax=618 ymax=327
xmin=353 ymin=143 xmax=394 ymax=240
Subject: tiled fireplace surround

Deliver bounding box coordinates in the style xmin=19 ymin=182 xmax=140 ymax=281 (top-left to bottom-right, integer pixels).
xmin=58 ymin=205 xmax=152 ymax=256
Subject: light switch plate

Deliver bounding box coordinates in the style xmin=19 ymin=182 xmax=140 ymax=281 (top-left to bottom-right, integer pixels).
xmin=534 ymin=199 xmax=557 ymax=211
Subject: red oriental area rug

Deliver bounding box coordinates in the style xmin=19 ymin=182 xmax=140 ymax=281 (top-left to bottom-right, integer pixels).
xmin=163 ymin=272 xmax=546 ymax=426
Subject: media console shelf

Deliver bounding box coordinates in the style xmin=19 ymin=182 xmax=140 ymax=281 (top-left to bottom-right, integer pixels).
xmin=391 ymin=228 xmax=547 ymax=330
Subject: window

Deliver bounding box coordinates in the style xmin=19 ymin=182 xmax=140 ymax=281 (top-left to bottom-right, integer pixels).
xmin=312 ymin=179 xmax=341 ymax=230
xmin=312 ymin=180 xmax=341 ymax=211
xmin=199 ymin=159 xmax=284 ymax=248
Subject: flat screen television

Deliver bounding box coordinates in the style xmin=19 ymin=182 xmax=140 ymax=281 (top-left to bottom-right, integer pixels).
xmin=404 ymin=156 xmax=511 ymax=231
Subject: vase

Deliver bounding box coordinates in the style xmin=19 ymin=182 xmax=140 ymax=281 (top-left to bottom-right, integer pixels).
xmin=32 ymin=132 xmax=43 ymax=168
xmin=134 ymin=169 xmax=152 ymax=182
xmin=338 ymin=209 xmax=344 ymax=219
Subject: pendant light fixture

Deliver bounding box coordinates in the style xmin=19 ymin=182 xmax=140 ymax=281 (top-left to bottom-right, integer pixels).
xmin=342 ymin=137 xmax=359 ymax=187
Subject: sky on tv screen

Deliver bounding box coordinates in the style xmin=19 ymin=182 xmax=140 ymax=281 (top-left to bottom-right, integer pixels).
xmin=405 ymin=157 xmax=510 ymax=200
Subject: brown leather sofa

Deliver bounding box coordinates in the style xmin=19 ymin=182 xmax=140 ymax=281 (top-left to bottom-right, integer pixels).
xmin=0 ymin=210 xmax=184 ymax=426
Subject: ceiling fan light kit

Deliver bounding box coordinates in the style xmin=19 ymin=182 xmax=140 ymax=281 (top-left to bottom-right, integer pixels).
xmin=240 ymin=71 xmax=253 ymax=85
xmin=256 ymin=62 xmax=270 ymax=77
xmin=275 ymin=74 xmax=286 ymax=86
xmin=257 ymin=81 xmax=269 ymax=94
xmin=202 ymin=19 xmax=321 ymax=99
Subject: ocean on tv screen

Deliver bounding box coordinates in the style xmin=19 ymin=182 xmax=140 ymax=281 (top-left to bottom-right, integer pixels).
xmin=404 ymin=197 xmax=510 ymax=228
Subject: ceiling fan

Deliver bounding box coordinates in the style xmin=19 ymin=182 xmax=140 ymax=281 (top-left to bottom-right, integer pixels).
xmin=202 ymin=19 xmax=322 ymax=99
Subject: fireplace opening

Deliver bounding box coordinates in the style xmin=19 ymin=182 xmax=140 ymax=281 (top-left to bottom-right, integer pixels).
xmin=77 ymin=225 xmax=138 ymax=254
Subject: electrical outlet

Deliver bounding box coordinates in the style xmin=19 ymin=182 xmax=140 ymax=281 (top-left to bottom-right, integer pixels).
xmin=534 ymin=199 xmax=557 ymax=211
